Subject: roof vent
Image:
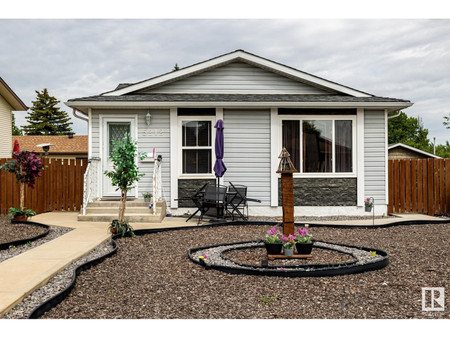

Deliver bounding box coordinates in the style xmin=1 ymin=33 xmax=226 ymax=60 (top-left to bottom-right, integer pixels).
xmin=67 ymin=132 xmax=74 ymax=139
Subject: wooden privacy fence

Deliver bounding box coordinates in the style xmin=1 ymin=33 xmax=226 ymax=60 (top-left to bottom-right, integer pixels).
xmin=388 ymin=158 xmax=450 ymax=216
xmin=0 ymin=158 xmax=88 ymax=215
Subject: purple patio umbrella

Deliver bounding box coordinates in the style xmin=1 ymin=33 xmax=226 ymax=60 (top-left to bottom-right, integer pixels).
xmin=214 ymin=119 xmax=227 ymax=217
xmin=214 ymin=119 xmax=227 ymax=181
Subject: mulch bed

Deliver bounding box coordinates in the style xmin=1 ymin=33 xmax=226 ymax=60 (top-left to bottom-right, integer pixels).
xmin=0 ymin=216 xmax=46 ymax=244
xmin=42 ymin=223 xmax=449 ymax=319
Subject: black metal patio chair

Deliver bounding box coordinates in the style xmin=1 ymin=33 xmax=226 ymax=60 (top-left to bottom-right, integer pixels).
xmin=225 ymin=182 xmax=261 ymax=221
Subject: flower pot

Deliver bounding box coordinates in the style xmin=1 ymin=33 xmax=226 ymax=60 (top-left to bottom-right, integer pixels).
xmin=284 ymin=247 xmax=294 ymax=257
xmin=264 ymin=242 xmax=282 ymax=255
xmin=13 ymin=215 xmax=28 ymax=222
xmin=144 ymin=197 xmax=151 ymax=203
xmin=365 ymin=206 xmax=372 ymax=212
xmin=296 ymin=242 xmax=313 ymax=255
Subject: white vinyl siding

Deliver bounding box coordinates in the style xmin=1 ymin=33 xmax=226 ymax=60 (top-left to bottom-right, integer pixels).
xmin=221 ymin=109 xmax=271 ymax=206
xmin=142 ymin=62 xmax=334 ymax=95
xmin=364 ymin=110 xmax=386 ymax=204
xmin=91 ymin=109 xmax=171 ymax=205
xmin=0 ymin=95 xmax=12 ymax=158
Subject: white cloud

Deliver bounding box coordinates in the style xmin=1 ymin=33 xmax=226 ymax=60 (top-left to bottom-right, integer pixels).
xmin=2 ymin=19 xmax=450 ymax=143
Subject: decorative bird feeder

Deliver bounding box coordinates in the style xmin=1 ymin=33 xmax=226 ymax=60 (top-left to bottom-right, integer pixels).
xmin=276 ymin=147 xmax=298 ymax=236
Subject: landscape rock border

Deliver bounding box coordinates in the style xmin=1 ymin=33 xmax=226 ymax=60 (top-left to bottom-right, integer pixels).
xmin=188 ymin=239 xmax=389 ymax=277
xmin=0 ymin=220 xmax=50 ymax=251
xmin=26 ymin=217 xmax=450 ymax=319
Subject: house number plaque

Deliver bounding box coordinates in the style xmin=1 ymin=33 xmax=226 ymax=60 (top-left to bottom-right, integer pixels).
xmin=144 ymin=129 xmax=169 ymax=137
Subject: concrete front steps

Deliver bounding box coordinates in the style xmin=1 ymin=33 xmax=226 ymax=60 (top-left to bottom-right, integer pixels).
xmin=77 ymin=199 xmax=166 ymax=223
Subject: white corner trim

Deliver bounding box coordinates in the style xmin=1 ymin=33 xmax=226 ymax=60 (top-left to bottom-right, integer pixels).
xmin=170 ymin=107 xmax=178 ymax=208
xmin=356 ymin=108 xmax=365 ymax=206
xmin=385 ymin=109 xmax=389 ymax=204
xmin=88 ymin=108 xmax=92 ymax=158
xmin=270 ymin=108 xmax=279 ymax=207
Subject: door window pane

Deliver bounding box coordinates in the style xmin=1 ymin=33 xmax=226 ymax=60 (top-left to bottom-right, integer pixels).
xmin=303 ymin=120 xmax=332 ymax=172
xmin=282 ymin=120 xmax=300 ymax=171
xmin=109 ymin=123 xmax=130 ymax=155
xmin=335 ymin=120 xmax=353 ymax=172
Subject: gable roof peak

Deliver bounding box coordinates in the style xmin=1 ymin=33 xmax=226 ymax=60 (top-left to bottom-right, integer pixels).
xmin=102 ymin=50 xmax=373 ymax=98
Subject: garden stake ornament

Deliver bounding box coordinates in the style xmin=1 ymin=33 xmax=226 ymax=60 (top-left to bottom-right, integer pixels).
xmin=276 ymin=147 xmax=298 ymax=236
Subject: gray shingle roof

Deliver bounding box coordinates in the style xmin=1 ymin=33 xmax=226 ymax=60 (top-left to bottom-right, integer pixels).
xmin=68 ymin=93 xmax=410 ymax=103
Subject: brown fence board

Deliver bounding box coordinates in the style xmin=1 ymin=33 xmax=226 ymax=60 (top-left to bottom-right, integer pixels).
xmin=446 ymin=159 xmax=450 ymax=215
xmin=411 ymin=160 xmax=417 ymax=213
xmin=0 ymin=157 xmax=87 ymax=215
xmin=388 ymin=158 xmax=449 ymax=216
xmin=405 ymin=159 xmax=411 ymax=212
xmin=388 ymin=160 xmax=394 ymax=214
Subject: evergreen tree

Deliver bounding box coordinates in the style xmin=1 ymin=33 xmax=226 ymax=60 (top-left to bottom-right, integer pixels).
xmin=172 ymin=63 xmax=180 ymax=71
xmin=11 ymin=112 xmax=22 ymax=135
xmin=22 ymin=89 xmax=73 ymax=135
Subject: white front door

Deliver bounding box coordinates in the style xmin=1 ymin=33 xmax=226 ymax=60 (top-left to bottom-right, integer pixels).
xmin=102 ymin=117 xmax=137 ymax=198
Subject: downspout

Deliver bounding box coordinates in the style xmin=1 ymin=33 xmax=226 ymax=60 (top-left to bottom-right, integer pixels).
xmin=387 ymin=110 xmax=401 ymax=120
xmin=72 ymin=108 xmax=89 ymax=122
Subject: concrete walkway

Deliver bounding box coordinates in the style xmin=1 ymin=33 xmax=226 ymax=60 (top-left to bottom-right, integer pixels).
xmin=0 ymin=212 xmax=447 ymax=317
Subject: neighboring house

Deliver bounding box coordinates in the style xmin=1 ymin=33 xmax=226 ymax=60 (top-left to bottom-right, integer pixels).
xmin=0 ymin=77 xmax=27 ymax=158
xmin=388 ymin=143 xmax=442 ymax=160
xmin=12 ymin=135 xmax=88 ymax=159
xmin=66 ymin=50 xmax=413 ymax=216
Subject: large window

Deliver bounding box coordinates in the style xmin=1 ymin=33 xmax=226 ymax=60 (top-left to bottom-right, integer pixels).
xmin=282 ymin=117 xmax=354 ymax=174
xmin=181 ymin=120 xmax=212 ymax=174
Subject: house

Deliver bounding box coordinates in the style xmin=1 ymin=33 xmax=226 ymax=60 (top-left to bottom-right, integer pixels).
xmin=388 ymin=143 xmax=441 ymax=160
xmin=0 ymin=77 xmax=28 ymax=158
xmin=12 ymin=135 xmax=88 ymax=159
xmin=66 ymin=50 xmax=413 ymax=216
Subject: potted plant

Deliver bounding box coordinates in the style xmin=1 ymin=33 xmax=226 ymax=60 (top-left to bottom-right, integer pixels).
xmin=264 ymin=226 xmax=282 ymax=255
xmin=104 ymin=133 xmax=146 ymax=236
xmin=109 ymin=219 xmax=136 ymax=237
xmin=143 ymin=192 xmax=152 ymax=203
xmin=364 ymin=197 xmax=374 ymax=212
xmin=8 ymin=207 xmax=35 ymax=222
xmin=281 ymin=234 xmax=296 ymax=257
xmin=295 ymin=226 xmax=314 ymax=254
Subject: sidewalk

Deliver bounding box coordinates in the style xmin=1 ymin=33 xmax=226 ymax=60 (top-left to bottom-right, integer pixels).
xmin=0 ymin=212 xmax=446 ymax=317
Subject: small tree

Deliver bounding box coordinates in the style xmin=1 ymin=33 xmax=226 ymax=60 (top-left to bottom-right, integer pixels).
xmin=0 ymin=151 xmax=44 ymax=214
xmin=104 ymin=133 xmax=146 ymax=234
xmin=23 ymin=88 xmax=73 ymax=135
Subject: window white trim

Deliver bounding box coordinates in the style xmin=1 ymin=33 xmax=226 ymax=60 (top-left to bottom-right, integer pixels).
xmin=280 ymin=114 xmax=357 ymax=178
xmin=170 ymin=107 xmax=178 ymax=208
xmin=178 ymin=115 xmax=216 ymax=178
xmin=356 ymin=108 xmax=365 ymax=206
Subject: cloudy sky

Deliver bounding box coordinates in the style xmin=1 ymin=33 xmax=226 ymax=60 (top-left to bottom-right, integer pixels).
xmin=1 ymin=19 xmax=449 ymax=144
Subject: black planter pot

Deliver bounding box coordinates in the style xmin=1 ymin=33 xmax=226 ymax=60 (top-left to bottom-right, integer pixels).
xmin=265 ymin=242 xmax=282 ymax=255
xmin=296 ymin=242 xmax=313 ymax=255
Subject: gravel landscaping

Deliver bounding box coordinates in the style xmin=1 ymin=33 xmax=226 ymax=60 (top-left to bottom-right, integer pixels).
xmin=0 ymin=216 xmax=46 ymax=244
xmin=0 ymin=216 xmax=73 ymax=263
xmin=3 ymin=239 xmax=115 ymax=319
xmin=40 ymin=223 xmax=449 ymax=319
